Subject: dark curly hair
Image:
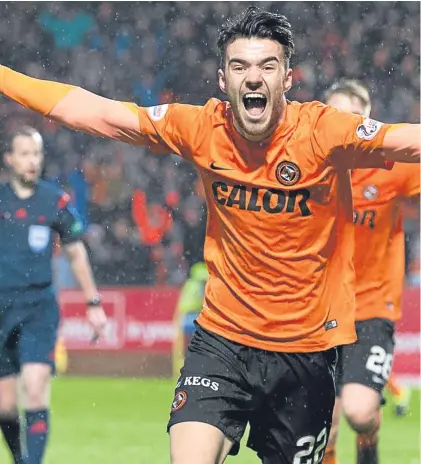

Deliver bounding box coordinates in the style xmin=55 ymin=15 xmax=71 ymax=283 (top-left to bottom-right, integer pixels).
xmin=217 ymin=6 xmax=295 ymax=69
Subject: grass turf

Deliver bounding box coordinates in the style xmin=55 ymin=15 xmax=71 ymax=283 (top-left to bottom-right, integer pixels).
xmin=0 ymin=377 xmax=418 ymax=463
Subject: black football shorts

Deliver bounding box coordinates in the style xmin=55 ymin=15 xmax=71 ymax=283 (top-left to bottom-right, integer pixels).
xmin=335 ymin=318 xmax=395 ymax=396
xmin=168 ymin=323 xmax=337 ymax=463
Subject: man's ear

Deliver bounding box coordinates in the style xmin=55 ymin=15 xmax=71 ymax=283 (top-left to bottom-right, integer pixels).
xmin=284 ymin=68 xmax=293 ymax=93
xmin=3 ymin=152 xmax=11 ymax=168
xmin=218 ymin=69 xmax=227 ymax=94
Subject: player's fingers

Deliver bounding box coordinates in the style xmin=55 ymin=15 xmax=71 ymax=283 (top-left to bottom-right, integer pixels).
xmin=90 ymin=333 xmax=100 ymax=344
xmin=87 ymin=309 xmax=107 ymax=343
xmin=89 ymin=320 xmax=105 ymax=344
xmin=90 ymin=316 xmax=106 ymax=333
xmin=87 ymin=309 xmax=107 ymax=327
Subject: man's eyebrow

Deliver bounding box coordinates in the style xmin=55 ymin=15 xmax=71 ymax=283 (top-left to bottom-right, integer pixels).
xmin=260 ymin=56 xmax=280 ymax=65
xmin=228 ymin=58 xmax=248 ymax=66
xmin=228 ymin=56 xmax=280 ymax=66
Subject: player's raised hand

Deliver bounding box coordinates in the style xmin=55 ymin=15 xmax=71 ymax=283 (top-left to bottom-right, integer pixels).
xmin=87 ymin=306 xmax=107 ymax=343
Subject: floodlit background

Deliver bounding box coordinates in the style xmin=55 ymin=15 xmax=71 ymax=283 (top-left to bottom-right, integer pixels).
xmin=0 ymin=2 xmax=419 ymax=462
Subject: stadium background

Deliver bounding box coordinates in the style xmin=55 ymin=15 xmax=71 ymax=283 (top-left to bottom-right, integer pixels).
xmin=0 ymin=2 xmax=419 ymax=462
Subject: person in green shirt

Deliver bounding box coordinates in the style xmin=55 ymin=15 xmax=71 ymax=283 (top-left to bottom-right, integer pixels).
xmin=172 ymin=262 xmax=208 ymax=378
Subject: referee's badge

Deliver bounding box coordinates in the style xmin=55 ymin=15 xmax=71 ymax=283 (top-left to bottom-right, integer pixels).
xmin=28 ymin=225 xmax=50 ymax=252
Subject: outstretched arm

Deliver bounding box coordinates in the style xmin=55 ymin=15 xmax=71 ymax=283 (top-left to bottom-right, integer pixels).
xmin=1 ymin=65 xmax=216 ymax=160
xmin=383 ymin=124 xmax=420 ymax=163
xmin=0 ymin=65 xmax=143 ymax=144
xmin=315 ymin=105 xmax=420 ymax=169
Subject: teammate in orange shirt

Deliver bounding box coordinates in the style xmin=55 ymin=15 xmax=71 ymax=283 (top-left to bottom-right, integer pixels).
xmin=323 ymin=80 xmax=420 ymax=464
xmin=0 ymin=7 xmax=419 ymax=463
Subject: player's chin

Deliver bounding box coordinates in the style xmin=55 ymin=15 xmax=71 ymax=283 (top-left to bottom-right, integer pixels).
xmin=240 ymin=114 xmax=272 ymax=139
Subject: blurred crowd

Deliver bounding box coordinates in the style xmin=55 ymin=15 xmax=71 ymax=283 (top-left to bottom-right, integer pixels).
xmin=0 ymin=2 xmax=419 ymax=286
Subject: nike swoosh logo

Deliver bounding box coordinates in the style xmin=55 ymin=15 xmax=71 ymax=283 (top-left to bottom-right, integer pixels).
xmin=210 ymin=162 xmax=232 ymax=171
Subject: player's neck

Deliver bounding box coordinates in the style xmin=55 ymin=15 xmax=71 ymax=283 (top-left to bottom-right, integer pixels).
xmin=233 ymin=120 xmax=276 ymax=143
xmin=9 ymin=177 xmax=36 ymax=199
xmin=232 ymin=100 xmax=287 ymax=143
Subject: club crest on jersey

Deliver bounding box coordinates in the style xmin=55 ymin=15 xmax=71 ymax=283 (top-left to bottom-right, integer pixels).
xmin=28 ymin=225 xmax=50 ymax=252
xmin=171 ymin=391 xmax=187 ymax=412
xmin=356 ymin=118 xmax=383 ymax=141
xmin=363 ymin=185 xmax=379 ymax=200
xmin=148 ymin=104 xmax=169 ymax=121
xmin=276 ymin=161 xmax=301 ymax=186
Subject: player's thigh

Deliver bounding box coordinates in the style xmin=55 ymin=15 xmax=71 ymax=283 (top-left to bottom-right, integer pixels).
xmin=341 ymin=383 xmax=381 ymax=430
xmin=342 ymin=318 xmax=395 ymax=396
xmin=170 ymin=422 xmax=234 ymax=464
xmin=168 ymin=324 xmax=251 ymax=462
xmin=248 ymin=348 xmax=337 ymax=464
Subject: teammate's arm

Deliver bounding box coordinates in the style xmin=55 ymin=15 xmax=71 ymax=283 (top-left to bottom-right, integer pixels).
xmin=395 ymin=162 xmax=420 ymax=217
xmin=382 ymin=124 xmax=420 ymax=163
xmin=398 ymin=161 xmax=421 ymax=199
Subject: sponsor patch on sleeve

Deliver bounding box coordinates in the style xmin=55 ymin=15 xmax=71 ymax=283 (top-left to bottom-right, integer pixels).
xmin=147 ymin=104 xmax=169 ymax=122
xmin=356 ymin=118 xmax=384 ymax=141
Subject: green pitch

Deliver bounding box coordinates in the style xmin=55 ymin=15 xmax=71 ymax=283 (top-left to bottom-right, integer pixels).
xmin=0 ymin=378 xmax=419 ymax=463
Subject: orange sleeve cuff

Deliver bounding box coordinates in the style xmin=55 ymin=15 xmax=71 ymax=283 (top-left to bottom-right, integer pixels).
xmin=0 ymin=66 xmax=75 ymax=115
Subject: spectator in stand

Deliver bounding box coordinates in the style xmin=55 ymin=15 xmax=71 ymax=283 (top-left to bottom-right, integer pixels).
xmin=37 ymin=4 xmax=95 ymax=50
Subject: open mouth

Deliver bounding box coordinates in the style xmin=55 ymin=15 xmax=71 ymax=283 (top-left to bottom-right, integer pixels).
xmin=243 ymin=93 xmax=267 ymax=117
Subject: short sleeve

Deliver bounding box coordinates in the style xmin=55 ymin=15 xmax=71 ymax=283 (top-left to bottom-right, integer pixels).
xmin=312 ymin=104 xmax=392 ymax=170
xmin=393 ymin=162 xmax=420 ymax=197
xmin=135 ymin=99 xmax=219 ymax=161
xmin=51 ymin=193 xmax=85 ymax=245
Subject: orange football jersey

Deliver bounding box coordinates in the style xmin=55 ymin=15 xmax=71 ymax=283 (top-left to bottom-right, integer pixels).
xmin=136 ymin=98 xmax=391 ymax=352
xmin=0 ymin=66 xmax=417 ymax=352
xmin=352 ymin=163 xmax=420 ymax=322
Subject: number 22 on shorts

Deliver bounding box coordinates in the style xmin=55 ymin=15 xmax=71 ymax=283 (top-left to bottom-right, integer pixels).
xmin=293 ymin=427 xmax=327 ymax=464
